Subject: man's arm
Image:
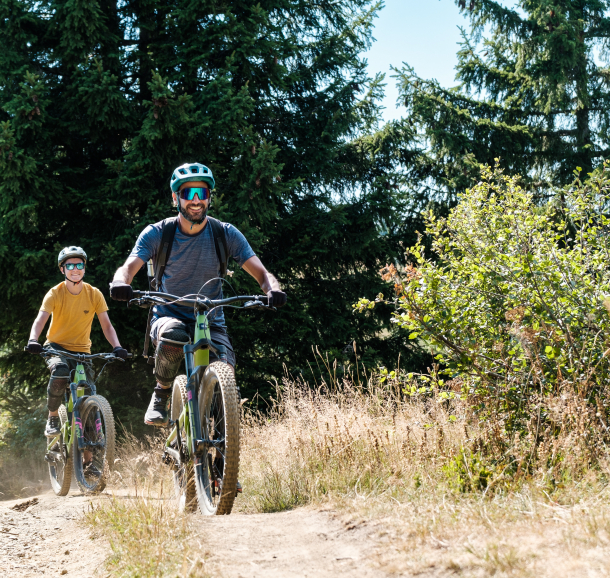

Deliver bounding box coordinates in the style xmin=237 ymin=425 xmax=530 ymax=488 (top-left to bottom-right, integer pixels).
xmin=110 ymin=256 xmax=145 ymax=301
xmin=29 ymin=311 xmax=51 ymax=341
xmin=98 ymin=311 xmax=121 ymax=348
xmin=113 ymin=256 xmax=145 ymax=285
xmin=242 ymin=256 xmax=286 ymax=307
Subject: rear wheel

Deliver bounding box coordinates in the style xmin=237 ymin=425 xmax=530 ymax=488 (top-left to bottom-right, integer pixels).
xmin=194 ymin=362 xmax=240 ymax=515
xmin=47 ymin=404 xmax=73 ymax=496
xmin=171 ymin=375 xmax=197 ymax=512
xmin=73 ymin=395 xmax=115 ymax=494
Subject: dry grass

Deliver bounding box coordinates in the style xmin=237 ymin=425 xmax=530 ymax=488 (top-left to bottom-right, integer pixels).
xmin=237 ymin=374 xmax=610 ymax=576
xmin=83 ymin=372 xmax=610 ymax=577
xmin=84 ymin=432 xmax=212 ymax=578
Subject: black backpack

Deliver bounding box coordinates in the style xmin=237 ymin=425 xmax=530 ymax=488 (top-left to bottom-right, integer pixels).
xmin=142 ymin=216 xmax=229 ymax=361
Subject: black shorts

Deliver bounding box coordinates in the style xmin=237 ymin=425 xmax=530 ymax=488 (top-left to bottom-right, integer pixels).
xmin=150 ymin=317 xmax=236 ymax=368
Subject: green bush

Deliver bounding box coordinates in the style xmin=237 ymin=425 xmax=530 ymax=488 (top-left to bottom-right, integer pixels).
xmin=358 ymin=163 xmax=610 ymax=433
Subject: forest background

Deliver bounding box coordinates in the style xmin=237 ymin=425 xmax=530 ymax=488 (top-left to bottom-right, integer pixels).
xmin=1 ymin=0 xmax=609 ymax=436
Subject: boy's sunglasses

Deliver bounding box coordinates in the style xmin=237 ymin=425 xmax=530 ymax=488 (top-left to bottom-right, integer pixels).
xmin=178 ymin=187 xmax=210 ymax=201
xmin=64 ymin=263 xmax=85 ymax=271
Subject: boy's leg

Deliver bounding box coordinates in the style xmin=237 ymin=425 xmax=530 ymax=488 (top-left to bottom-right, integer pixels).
xmin=145 ymin=317 xmax=190 ymax=426
xmin=44 ymin=350 xmax=71 ymax=437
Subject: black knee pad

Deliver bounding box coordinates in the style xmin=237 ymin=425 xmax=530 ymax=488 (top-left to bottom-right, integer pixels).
xmin=47 ymin=362 xmax=70 ymax=411
xmin=154 ymin=320 xmax=189 ymax=387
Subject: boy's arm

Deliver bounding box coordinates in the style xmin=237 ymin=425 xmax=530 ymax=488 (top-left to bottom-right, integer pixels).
xmin=98 ymin=311 xmax=121 ymax=349
xmin=29 ymin=311 xmax=51 ymax=341
xmin=25 ymin=311 xmax=50 ymax=354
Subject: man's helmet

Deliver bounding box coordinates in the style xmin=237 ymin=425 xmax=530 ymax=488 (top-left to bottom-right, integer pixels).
xmin=170 ymin=162 xmax=215 ymax=192
xmin=58 ymin=246 xmax=87 ymax=267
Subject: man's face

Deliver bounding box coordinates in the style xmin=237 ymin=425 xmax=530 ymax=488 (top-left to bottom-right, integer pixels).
xmin=60 ymin=257 xmax=85 ymax=282
xmin=174 ymin=181 xmax=210 ymax=223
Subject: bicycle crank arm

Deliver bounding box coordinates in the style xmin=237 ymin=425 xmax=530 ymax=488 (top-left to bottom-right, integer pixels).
xmin=162 ymin=447 xmax=181 ymax=471
xmin=44 ymin=451 xmax=63 ymax=464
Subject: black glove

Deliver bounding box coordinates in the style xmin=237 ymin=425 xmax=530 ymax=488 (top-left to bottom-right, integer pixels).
xmin=109 ymin=281 xmax=134 ymax=301
xmin=112 ymin=346 xmax=129 ymax=360
xmin=267 ymin=290 xmax=287 ymax=308
xmin=26 ymin=339 xmax=43 ymax=355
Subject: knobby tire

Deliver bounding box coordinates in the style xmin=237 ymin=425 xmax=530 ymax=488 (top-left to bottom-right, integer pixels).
xmin=48 ymin=404 xmax=73 ymax=496
xmin=73 ymin=395 xmax=115 ymax=494
xmin=195 ymin=362 xmax=240 ymax=516
xmin=171 ymin=375 xmax=198 ymax=511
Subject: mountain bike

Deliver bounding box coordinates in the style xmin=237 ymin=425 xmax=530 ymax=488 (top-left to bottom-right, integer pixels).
xmin=128 ymin=289 xmax=274 ymax=515
xmin=30 ymin=348 xmax=130 ymax=496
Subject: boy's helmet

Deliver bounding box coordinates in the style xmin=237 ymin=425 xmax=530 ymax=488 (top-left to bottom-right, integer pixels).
xmin=58 ymin=246 xmax=87 ymax=267
xmin=170 ymin=162 xmax=215 ymax=192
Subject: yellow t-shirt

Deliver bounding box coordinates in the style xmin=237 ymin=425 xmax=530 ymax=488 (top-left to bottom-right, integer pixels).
xmin=40 ymin=282 xmax=109 ymax=353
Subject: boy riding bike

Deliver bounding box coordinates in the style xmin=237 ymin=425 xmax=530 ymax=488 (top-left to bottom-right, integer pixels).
xmin=25 ymin=247 xmax=129 ymax=438
xmin=109 ymin=162 xmax=287 ymax=427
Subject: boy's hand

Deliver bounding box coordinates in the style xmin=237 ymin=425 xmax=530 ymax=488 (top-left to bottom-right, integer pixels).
xmin=112 ymin=346 xmax=130 ymax=360
xmin=26 ymin=339 xmax=43 ymax=354
xmin=109 ymin=281 xmax=134 ymax=301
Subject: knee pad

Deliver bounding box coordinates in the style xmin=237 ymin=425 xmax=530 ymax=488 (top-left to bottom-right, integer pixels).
xmin=154 ymin=320 xmax=189 ymax=387
xmin=47 ymin=362 xmax=70 ymax=411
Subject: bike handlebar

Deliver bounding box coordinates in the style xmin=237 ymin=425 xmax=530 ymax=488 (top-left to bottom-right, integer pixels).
xmin=25 ymin=348 xmax=132 ymax=362
xmin=128 ymin=290 xmax=273 ymax=311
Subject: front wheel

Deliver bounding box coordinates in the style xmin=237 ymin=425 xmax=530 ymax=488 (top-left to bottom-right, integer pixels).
xmin=47 ymin=404 xmax=73 ymax=496
xmin=73 ymin=395 xmax=115 ymax=494
xmin=194 ymin=362 xmax=240 ymax=515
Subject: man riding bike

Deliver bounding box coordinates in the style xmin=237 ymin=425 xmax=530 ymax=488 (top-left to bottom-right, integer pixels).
xmin=25 ymin=247 xmax=129 ymax=438
xmin=109 ymin=162 xmax=287 ymax=427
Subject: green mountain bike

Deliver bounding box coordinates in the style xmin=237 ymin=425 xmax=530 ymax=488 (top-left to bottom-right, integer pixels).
xmin=129 ymin=289 xmax=274 ymax=515
xmin=32 ymin=349 xmax=130 ymax=495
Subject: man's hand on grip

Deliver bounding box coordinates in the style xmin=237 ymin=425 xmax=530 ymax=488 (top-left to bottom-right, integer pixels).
xmin=109 ymin=281 xmax=134 ymax=301
xmin=267 ymin=290 xmax=287 ymax=308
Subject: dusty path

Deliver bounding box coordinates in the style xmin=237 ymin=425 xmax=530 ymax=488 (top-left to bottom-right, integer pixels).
xmin=0 ymin=491 xmax=106 ymax=577
xmin=200 ymin=508 xmax=383 ymax=578
xmin=1 ymin=489 xmax=385 ymax=578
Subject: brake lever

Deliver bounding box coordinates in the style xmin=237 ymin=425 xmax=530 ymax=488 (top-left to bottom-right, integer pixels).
xmin=243 ymin=300 xmax=276 ymax=311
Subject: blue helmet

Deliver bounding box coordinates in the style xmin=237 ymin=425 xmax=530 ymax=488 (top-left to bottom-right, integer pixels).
xmin=170 ymin=162 xmax=215 ymax=192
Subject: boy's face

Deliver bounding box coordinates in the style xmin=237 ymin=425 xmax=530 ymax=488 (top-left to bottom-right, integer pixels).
xmin=60 ymin=257 xmax=85 ymax=282
xmin=173 ymin=180 xmax=210 ymax=223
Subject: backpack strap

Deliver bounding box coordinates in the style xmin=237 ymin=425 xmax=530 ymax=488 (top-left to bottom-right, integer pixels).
xmin=153 ymin=216 xmax=179 ymax=290
xmin=207 ymin=216 xmax=229 ymax=278
xmin=142 ymin=217 xmax=178 ymax=361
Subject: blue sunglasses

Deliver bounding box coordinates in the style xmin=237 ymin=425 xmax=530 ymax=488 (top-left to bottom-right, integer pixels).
xmin=64 ymin=263 xmax=85 ymax=271
xmin=178 ymin=187 xmax=211 ymax=201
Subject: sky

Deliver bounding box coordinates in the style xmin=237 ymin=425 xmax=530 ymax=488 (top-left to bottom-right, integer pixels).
xmin=366 ymin=0 xmax=518 ymax=123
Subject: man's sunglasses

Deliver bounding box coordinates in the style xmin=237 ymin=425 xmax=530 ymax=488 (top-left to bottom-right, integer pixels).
xmin=178 ymin=187 xmax=211 ymax=201
xmin=64 ymin=263 xmax=85 ymax=271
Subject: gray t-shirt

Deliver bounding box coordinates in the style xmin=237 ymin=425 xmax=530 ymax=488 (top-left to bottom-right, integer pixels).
xmin=130 ymin=218 xmax=256 ymax=327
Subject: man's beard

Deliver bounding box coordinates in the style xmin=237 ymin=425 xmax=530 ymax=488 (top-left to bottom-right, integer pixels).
xmin=179 ymin=203 xmax=208 ymax=225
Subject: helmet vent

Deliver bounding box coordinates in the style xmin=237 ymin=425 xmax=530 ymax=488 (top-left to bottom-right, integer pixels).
xmin=190 ymin=166 xmax=199 ymax=173
xmin=179 ymin=169 xmax=187 ymax=175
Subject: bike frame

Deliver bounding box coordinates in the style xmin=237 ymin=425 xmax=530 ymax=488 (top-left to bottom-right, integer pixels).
xmin=164 ymin=309 xmax=226 ymax=467
xmin=46 ymin=362 xmax=100 ymax=458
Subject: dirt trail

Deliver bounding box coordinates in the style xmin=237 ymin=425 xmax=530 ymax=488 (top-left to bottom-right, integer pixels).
xmin=0 ymin=491 xmax=106 ymax=577
xmin=1 ymin=489 xmax=386 ymax=578
xmin=201 ymin=508 xmax=382 ymax=578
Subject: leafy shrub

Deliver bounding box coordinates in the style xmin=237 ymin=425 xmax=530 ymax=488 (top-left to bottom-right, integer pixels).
xmin=357 ymin=163 xmax=610 ymax=441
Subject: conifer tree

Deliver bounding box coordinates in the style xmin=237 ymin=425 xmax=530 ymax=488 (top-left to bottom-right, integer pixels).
xmin=0 ymin=0 xmax=419 ymax=411
xmin=395 ymin=0 xmax=610 ymax=200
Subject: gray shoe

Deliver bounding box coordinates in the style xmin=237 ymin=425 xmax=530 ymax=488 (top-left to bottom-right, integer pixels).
xmin=45 ymin=416 xmax=61 ymax=437
xmin=144 ymin=390 xmax=170 ymax=427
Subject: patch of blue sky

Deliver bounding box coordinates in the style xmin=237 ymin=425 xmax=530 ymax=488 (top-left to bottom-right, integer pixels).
xmin=366 ymin=0 xmax=520 ymax=123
